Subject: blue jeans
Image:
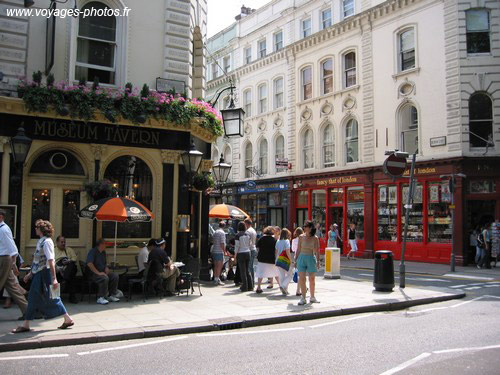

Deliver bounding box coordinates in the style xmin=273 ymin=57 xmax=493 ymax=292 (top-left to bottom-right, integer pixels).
xmin=475 ymin=246 xmax=485 ymax=264
xmin=249 ymin=249 xmax=257 ymax=282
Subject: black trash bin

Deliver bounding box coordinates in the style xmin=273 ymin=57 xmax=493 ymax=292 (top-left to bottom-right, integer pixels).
xmin=373 ymin=250 xmax=394 ymax=292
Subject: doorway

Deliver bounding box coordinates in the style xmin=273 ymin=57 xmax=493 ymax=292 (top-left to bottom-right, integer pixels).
xmin=465 ymin=200 xmax=496 ymax=264
xmin=296 ymin=208 xmax=308 ymax=228
xmin=329 ymin=207 xmax=344 ymax=251
xmin=269 ymin=208 xmax=283 ymax=228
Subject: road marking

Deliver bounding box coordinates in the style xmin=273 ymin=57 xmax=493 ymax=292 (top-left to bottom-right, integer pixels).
xmin=464 ymin=286 xmax=482 ymax=290
xmin=0 ymin=354 xmax=69 ymax=361
xmin=197 ymin=327 xmax=304 ymax=337
xmin=379 ymin=352 xmax=431 ymax=375
xmin=443 ymin=274 xmax=494 ymax=281
xmin=77 ymin=336 xmax=187 ymax=356
xmin=433 ymin=344 xmax=500 ymax=354
xmin=449 ymin=284 xmax=468 ymax=288
xmin=309 ymin=314 xmax=374 ymax=329
xmin=484 ymin=284 xmax=500 ymax=287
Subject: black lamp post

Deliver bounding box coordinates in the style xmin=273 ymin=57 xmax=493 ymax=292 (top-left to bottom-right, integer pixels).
xmin=209 ymin=83 xmax=245 ymax=138
xmin=10 ymin=127 xmax=32 ymax=185
xmin=212 ymin=156 xmax=232 ymax=202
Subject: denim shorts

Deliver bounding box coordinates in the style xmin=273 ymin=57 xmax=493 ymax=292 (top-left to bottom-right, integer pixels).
xmin=212 ymin=252 xmax=224 ymax=262
xmin=296 ymin=254 xmax=317 ymax=273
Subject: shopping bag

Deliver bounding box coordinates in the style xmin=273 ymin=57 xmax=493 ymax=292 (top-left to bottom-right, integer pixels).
xmin=275 ymin=250 xmax=291 ymax=271
xmin=293 ymin=269 xmax=298 ymax=283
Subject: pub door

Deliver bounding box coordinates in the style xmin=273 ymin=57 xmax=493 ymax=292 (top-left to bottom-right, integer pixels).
xmin=328 ymin=207 xmax=344 ymax=251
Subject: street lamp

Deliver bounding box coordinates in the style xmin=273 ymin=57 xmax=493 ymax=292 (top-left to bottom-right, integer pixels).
xmin=212 ymin=156 xmax=232 ymax=201
xmin=10 ymin=126 xmax=33 ymax=165
xmin=209 ymin=81 xmax=245 ymax=138
xmin=181 ymin=139 xmax=203 ymax=180
xmin=440 ymin=173 xmax=466 ymax=272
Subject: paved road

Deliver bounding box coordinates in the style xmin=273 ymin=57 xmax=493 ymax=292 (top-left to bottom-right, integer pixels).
xmin=1 ymin=268 xmax=499 ymax=374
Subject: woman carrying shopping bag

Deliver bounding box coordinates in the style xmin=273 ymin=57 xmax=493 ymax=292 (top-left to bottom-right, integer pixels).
xmin=276 ymin=228 xmax=293 ymax=296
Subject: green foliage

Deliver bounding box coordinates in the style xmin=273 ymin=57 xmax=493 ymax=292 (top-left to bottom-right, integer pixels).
xmin=192 ymin=172 xmax=215 ymax=191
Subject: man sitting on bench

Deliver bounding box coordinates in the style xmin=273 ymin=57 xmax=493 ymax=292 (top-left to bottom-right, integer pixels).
xmin=147 ymin=238 xmax=180 ymax=297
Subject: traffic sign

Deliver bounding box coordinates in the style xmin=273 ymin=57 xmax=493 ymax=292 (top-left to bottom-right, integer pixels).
xmin=383 ymin=154 xmax=407 ymax=177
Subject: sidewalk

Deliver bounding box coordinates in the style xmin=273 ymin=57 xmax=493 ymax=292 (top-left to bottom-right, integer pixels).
xmin=341 ymin=258 xmax=500 ymax=279
xmin=0 ymin=277 xmax=464 ymax=353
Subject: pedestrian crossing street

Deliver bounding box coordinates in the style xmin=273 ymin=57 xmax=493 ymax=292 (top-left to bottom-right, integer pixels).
xmin=449 ymin=282 xmax=500 ymax=291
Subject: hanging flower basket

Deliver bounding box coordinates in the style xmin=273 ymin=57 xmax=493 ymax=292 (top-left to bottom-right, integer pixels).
xmin=83 ymin=179 xmax=119 ymax=202
xmin=192 ymin=173 xmax=215 ymax=192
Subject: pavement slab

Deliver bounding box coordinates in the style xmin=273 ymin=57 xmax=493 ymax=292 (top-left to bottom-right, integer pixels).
xmin=0 ymin=277 xmax=464 ymax=352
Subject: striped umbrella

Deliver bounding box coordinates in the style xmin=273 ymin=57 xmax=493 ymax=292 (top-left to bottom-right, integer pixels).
xmin=79 ymin=197 xmax=154 ymax=264
xmin=209 ymin=204 xmax=249 ymax=220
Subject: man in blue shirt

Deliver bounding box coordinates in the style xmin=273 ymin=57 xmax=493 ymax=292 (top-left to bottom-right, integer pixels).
xmin=86 ymin=239 xmax=120 ymax=305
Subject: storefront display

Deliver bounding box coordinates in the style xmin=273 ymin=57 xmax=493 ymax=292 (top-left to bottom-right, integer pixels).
xmin=401 ymin=183 xmax=423 ymax=242
xmin=377 ymin=184 xmax=397 ymax=242
xmin=428 ymin=183 xmax=452 ymax=244
xmin=347 ymin=187 xmax=364 ymax=239
xmin=312 ymin=190 xmax=327 ymax=238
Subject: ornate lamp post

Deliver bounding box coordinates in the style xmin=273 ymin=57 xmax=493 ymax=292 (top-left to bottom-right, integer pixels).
xmin=10 ymin=127 xmax=32 ymax=185
xmin=210 ymin=82 xmax=245 ymax=138
xmin=212 ymin=156 xmax=232 ymax=203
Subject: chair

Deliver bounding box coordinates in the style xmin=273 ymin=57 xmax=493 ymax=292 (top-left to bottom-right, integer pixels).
xmin=147 ymin=259 xmax=165 ymax=296
xmin=127 ymin=262 xmax=150 ymax=302
xmin=182 ymin=258 xmax=202 ymax=296
xmin=79 ymin=261 xmax=98 ymax=303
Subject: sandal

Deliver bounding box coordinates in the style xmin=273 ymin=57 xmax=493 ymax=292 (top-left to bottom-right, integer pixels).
xmin=256 ymin=288 xmax=263 ymax=294
xmin=58 ymin=321 xmax=74 ymax=330
xmin=12 ymin=326 xmax=30 ymax=334
xmin=267 ymin=285 xmax=273 ymax=289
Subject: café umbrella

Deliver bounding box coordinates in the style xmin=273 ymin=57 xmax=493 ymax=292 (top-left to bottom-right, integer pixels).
xmin=79 ymin=197 xmax=154 ymax=264
xmin=209 ymin=204 xmax=249 ymax=220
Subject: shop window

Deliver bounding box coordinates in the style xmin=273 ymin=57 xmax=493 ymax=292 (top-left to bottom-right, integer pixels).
xmin=296 ymin=209 xmax=308 ymax=228
xmin=343 ymin=52 xmax=356 ymax=88
xmin=297 ymin=190 xmax=308 ymax=206
xmin=312 ymin=190 xmax=327 ymax=239
xmin=301 ymin=66 xmax=312 ymax=100
xmin=401 ymin=183 xmax=423 ymax=242
xmin=398 ymin=28 xmax=416 ymax=72
xmin=347 ymin=187 xmax=364 ymax=239
xmin=257 ymin=193 xmax=267 ymax=229
xmin=321 ymin=58 xmax=333 ymax=95
xmin=241 ymin=194 xmax=257 ymax=227
xmin=400 ymin=104 xmax=418 ymax=155
xmin=259 ymin=138 xmax=268 ymax=175
xmin=469 ymin=180 xmax=496 ymax=194
xmin=244 ymin=143 xmax=253 ymax=178
xmin=273 ymin=77 xmax=284 ymax=109
xmin=322 ymin=123 xmax=335 ymax=168
xmin=469 ymin=93 xmax=493 ymax=148
xmin=103 ymin=156 xmax=152 ymax=239
xmin=62 ymin=190 xmax=80 ymax=239
xmin=345 ymin=119 xmax=359 ymax=163
xmin=377 ymin=185 xmax=397 ymax=242
xmin=466 ymin=9 xmax=490 ymax=54
xmin=329 ymin=188 xmax=344 ymax=205
xmin=270 ymin=208 xmax=283 ymax=228
xmin=269 ymin=193 xmax=282 ymax=206
xmin=302 ymin=129 xmax=314 ymax=169
xmin=243 ymin=89 xmax=252 ymax=118
xmin=31 ymin=189 xmax=50 ymax=239
xmin=427 ymin=183 xmax=452 ymax=244
xmin=30 ymin=150 xmax=85 ymax=175
xmin=76 ymin=1 xmax=117 ymax=84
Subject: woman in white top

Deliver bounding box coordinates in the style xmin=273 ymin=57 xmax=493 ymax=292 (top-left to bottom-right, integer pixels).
xmin=276 ymin=228 xmax=293 ymax=295
xmin=291 ymin=227 xmax=303 ymax=296
xmin=12 ymin=220 xmax=73 ymax=333
xmin=234 ymin=222 xmax=253 ymax=292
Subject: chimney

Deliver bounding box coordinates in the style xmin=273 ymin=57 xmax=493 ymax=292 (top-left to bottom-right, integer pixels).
xmin=235 ymin=5 xmax=256 ymax=21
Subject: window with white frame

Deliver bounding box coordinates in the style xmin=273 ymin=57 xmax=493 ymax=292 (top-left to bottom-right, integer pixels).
xmin=321 ymin=59 xmax=333 ymax=94
xmin=273 ymin=77 xmax=284 ymax=109
xmin=258 ymin=84 xmax=268 ymax=114
xmin=302 ymin=18 xmax=312 ymax=38
xmin=399 ymin=29 xmax=416 ymax=72
xmin=469 ymin=93 xmax=493 ymax=148
xmin=223 ymin=145 xmax=231 ymax=165
xmin=323 ymin=124 xmax=335 ymax=168
xmin=345 ymin=119 xmax=359 ymax=163
xmin=275 ymin=135 xmax=285 ymax=161
xmin=223 ymin=56 xmax=230 ymax=72
xmin=343 ymin=0 xmax=354 ymax=18
xmin=466 ymin=9 xmax=491 ymax=54
xmin=322 ymin=8 xmax=332 ymax=29
xmin=211 ymin=63 xmax=218 ymax=79
xmin=245 ymin=143 xmax=253 ymax=178
xmin=301 ymin=66 xmax=312 ymax=100
xmin=243 ymin=89 xmax=252 ymax=118
xmin=303 ymin=129 xmax=314 ymax=169
xmin=76 ymin=2 xmax=118 ymax=84
xmin=244 ymin=46 xmax=252 ymax=64
xmin=400 ymin=104 xmax=418 ymax=154
xmin=259 ymin=39 xmax=267 ymax=58
xmin=344 ymin=52 xmax=356 ymax=88
xmin=259 ymin=139 xmax=268 ymax=175
xmin=274 ymin=31 xmax=283 ymax=51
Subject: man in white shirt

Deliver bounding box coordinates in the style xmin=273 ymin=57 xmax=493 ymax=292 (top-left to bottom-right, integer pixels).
xmin=0 ymin=209 xmax=27 ymax=317
xmin=137 ymin=239 xmax=155 ymax=278
xmin=244 ymin=218 xmax=257 ymax=282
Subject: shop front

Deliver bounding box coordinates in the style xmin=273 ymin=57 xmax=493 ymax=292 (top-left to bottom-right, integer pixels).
xmin=291 ymin=171 xmax=373 ymax=255
xmin=235 ymin=179 xmax=290 ymax=232
xmin=0 ymin=97 xmax=215 ymax=266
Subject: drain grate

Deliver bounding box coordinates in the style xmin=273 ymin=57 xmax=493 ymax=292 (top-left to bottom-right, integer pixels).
xmin=216 ymin=321 xmax=244 ymax=331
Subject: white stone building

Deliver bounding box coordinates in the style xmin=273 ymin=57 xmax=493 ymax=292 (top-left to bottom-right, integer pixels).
xmin=207 ymin=0 xmax=500 ymax=265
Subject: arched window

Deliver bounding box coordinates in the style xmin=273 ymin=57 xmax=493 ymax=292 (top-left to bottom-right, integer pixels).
xmin=469 ymin=93 xmax=493 ymax=148
xmin=259 ymin=139 xmax=268 ymax=175
xmin=323 ymin=124 xmax=335 ymax=168
xmin=244 ymin=143 xmax=253 ymax=178
xmin=275 ymin=135 xmax=285 ymax=160
xmin=301 ymin=66 xmax=312 ymax=100
xmin=103 ymin=156 xmax=153 ymax=238
xmin=223 ymin=145 xmax=231 ymax=164
xmin=345 ymin=119 xmax=359 ymax=163
xmin=258 ymin=83 xmax=268 ymax=114
xmin=466 ymin=9 xmax=490 ymax=54
xmin=321 ymin=59 xmax=333 ymax=94
xmin=211 ymin=147 xmax=219 ymax=163
xmin=400 ymin=104 xmax=418 ymax=154
xmin=76 ymin=1 xmax=117 ymax=84
xmin=303 ymin=129 xmax=314 ymax=169
xmin=243 ymin=89 xmax=252 ymax=118
xmin=343 ymin=52 xmax=356 ymax=88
